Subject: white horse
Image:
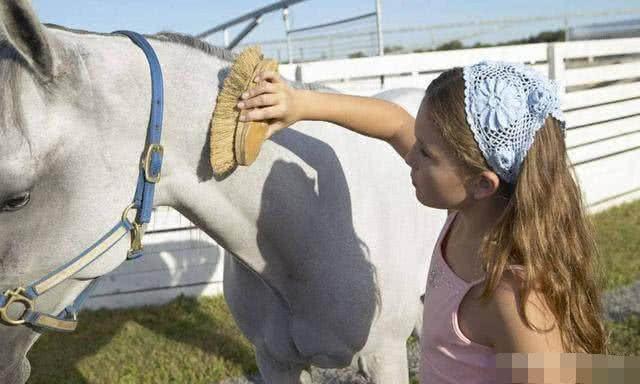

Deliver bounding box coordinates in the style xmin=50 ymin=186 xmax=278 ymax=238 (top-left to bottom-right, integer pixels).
xmin=0 ymin=1 xmax=446 ymax=383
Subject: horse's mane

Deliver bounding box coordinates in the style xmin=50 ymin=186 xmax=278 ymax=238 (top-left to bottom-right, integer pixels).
xmin=151 ymin=31 xmax=237 ymax=63
xmin=43 ymin=24 xmax=330 ymax=91
xmin=44 ymin=24 xmax=237 ymax=63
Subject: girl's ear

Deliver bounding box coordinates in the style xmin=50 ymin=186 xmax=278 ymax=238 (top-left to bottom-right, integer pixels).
xmin=472 ymin=171 xmax=501 ymax=200
xmin=0 ymin=0 xmax=58 ymax=79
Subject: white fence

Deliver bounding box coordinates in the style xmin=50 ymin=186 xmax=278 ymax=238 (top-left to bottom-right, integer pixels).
xmin=85 ymin=37 xmax=640 ymax=309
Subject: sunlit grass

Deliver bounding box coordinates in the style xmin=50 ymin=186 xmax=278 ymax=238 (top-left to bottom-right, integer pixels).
xmin=591 ymin=200 xmax=640 ymax=290
xmin=28 ymin=295 xmax=257 ymax=384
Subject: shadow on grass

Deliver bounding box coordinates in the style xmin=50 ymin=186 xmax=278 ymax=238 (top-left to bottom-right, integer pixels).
xmin=28 ymin=295 xmax=257 ymax=384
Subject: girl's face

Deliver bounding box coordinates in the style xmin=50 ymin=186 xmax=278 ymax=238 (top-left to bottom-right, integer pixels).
xmin=405 ymin=99 xmax=470 ymax=209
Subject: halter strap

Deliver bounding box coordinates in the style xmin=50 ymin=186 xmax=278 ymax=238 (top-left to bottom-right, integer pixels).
xmin=0 ymin=30 xmax=165 ymax=332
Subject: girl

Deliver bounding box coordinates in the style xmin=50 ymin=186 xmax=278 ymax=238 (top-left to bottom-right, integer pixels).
xmin=236 ymin=61 xmax=609 ymax=382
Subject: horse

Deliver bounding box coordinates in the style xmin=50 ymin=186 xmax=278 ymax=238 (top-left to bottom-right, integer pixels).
xmin=0 ymin=1 xmax=446 ymax=383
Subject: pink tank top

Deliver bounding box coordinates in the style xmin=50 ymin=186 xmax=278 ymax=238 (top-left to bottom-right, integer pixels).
xmin=420 ymin=211 xmax=524 ymax=384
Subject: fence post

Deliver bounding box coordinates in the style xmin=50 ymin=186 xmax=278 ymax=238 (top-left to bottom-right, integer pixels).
xmin=295 ymin=65 xmax=303 ymax=83
xmin=283 ymin=7 xmax=293 ymax=64
xmin=548 ymin=42 xmax=566 ymax=103
xmin=375 ymin=0 xmax=385 ymax=88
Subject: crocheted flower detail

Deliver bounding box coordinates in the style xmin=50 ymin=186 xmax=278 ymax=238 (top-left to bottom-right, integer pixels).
xmin=474 ymin=60 xmax=492 ymax=72
xmin=471 ymin=77 xmax=525 ymax=132
xmin=528 ymin=86 xmax=556 ymax=117
xmin=492 ymin=145 xmax=516 ymax=174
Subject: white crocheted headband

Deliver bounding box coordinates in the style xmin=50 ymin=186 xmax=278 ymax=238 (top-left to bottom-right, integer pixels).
xmin=463 ymin=61 xmax=566 ymax=184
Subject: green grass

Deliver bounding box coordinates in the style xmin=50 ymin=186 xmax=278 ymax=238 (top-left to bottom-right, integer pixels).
xmin=28 ymin=295 xmax=258 ymax=384
xmin=606 ymin=315 xmax=640 ymax=356
xmin=591 ymin=200 xmax=640 ymax=290
xmin=590 ymin=201 xmax=640 ymax=358
xmin=28 ymin=200 xmax=640 ymax=383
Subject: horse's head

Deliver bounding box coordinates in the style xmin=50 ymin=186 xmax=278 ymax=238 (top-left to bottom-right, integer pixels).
xmin=0 ymin=2 xmax=166 ymax=379
xmin=0 ymin=0 xmax=127 ymax=284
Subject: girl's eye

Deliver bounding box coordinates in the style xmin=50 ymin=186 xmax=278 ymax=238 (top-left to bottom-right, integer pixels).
xmin=420 ymin=148 xmax=429 ymax=157
xmin=2 ymin=192 xmax=31 ymax=212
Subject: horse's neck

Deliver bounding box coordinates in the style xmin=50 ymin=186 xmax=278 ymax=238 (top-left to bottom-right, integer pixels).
xmin=60 ymin=29 xmax=345 ymax=284
xmin=55 ymin=29 xmax=232 ymax=206
xmin=70 ymin=30 xmax=280 ymax=271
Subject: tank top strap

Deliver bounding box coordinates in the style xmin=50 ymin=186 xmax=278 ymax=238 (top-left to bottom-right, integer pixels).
xmin=464 ymin=264 xmax=525 ymax=288
xmin=466 ymin=275 xmax=486 ymax=287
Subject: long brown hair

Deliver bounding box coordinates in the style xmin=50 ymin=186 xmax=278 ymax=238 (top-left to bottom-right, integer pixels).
xmin=425 ymin=67 xmax=608 ymax=354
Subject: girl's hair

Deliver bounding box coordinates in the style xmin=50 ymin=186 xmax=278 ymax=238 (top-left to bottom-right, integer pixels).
xmin=425 ymin=67 xmax=608 ymax=354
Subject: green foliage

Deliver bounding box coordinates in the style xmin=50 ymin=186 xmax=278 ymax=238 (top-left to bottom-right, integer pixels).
xmin=435 ymin=40 xmax=464 ymax=51
xmin=413 ymin=29 xmax=566 ymax=52
xmin=384 ymin=45 xmax=405 ymax=54
xmin=349 ymin=51 xmax=367 ymax=58
xmin=471 ymin=42 xmax=493 ymax=49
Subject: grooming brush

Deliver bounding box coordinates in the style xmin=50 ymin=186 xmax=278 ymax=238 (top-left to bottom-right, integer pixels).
xmin=210 ymin=46 xmax=279 ymax=175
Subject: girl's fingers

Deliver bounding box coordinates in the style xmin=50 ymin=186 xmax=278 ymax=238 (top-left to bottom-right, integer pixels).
xmin=240 ymin=106 xmax=282 ymax=122
xmin=266 ymin=122 xmax=285 ymax=139
xmin=241 ymin=81 xmax=277 ymax=100
xmin=255 ymin=70 xmax=280 ymax=84
xmin=238 ymin=93 xmax=279 ymax=110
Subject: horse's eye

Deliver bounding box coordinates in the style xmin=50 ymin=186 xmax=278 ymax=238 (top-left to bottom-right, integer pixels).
xmin=2 ymin=192 xmax=31 ymax=212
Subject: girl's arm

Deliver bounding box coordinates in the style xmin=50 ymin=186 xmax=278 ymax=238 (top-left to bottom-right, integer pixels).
xmin=487 ymin=273 xmax=565 ymax=354
xmin=236 ymin=71 xmax=416 ymax=159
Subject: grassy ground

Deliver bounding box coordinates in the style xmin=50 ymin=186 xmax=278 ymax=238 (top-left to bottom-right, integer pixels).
xmin=28 ymin=296 xmax=258 ymax=384
xmin=28 ymin=200 xmax=640 ymax=383
xmin=590 ymin=200 xmax=640 ymax=358
xmin=591 ymin=200 xmax=640 ymax=290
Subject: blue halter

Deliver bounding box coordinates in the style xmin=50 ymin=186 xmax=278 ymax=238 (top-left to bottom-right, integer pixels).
xmin=0 ymin=31 xmax=165 ymax=332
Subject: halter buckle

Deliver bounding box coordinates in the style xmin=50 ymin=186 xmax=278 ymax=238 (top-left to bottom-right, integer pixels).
xmin=0 ymin=287 xmax=34 ymax=326
xmin=127 ymin=221 xmax=144 ymax=258
xmin=142 ymin=143 xmax=163 ymax=183
xmin=122 ymin=203 xmax=145 ymax=258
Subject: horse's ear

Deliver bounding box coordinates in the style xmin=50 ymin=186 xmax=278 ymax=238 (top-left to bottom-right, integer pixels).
xmin=0 ymin=0 xmax=57 ymax=79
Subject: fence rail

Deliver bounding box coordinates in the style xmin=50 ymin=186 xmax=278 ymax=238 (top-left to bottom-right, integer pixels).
xmin=86 ymin=37 xmax=640 ymax=309
xmin=235 ymin=9 xmax=640 ymax=62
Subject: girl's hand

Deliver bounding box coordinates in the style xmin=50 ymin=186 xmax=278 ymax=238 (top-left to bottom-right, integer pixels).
xmin=236 ymin=71 xmax=301 ymax=139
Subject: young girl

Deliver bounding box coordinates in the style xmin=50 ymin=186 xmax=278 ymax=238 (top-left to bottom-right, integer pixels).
xmin=236 ymin=61 xmax=609 ymax=382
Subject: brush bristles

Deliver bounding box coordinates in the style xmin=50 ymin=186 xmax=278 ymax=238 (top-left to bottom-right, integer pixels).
xmin=210 ymin=46 xmax=264 ymax=175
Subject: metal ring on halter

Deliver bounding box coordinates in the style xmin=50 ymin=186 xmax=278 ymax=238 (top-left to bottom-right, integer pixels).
xmin=121 ymin=203 xmax=144 ymax=257
xmin=121 ymin=202 xmax=138 ymax=226
xmin=0 ymin=287 xmax=34 ymax=326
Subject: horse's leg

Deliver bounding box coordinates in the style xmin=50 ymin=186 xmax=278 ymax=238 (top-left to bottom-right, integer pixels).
xmin=358 ymin=340 xmax=410 ymax=384
xmin=224 ymin=255 xmax=312 ymax=383
xmin=413 ymin=293 xmax=425 ymax=339
xmin=255 ymin=347 xmax=307 ymax=384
